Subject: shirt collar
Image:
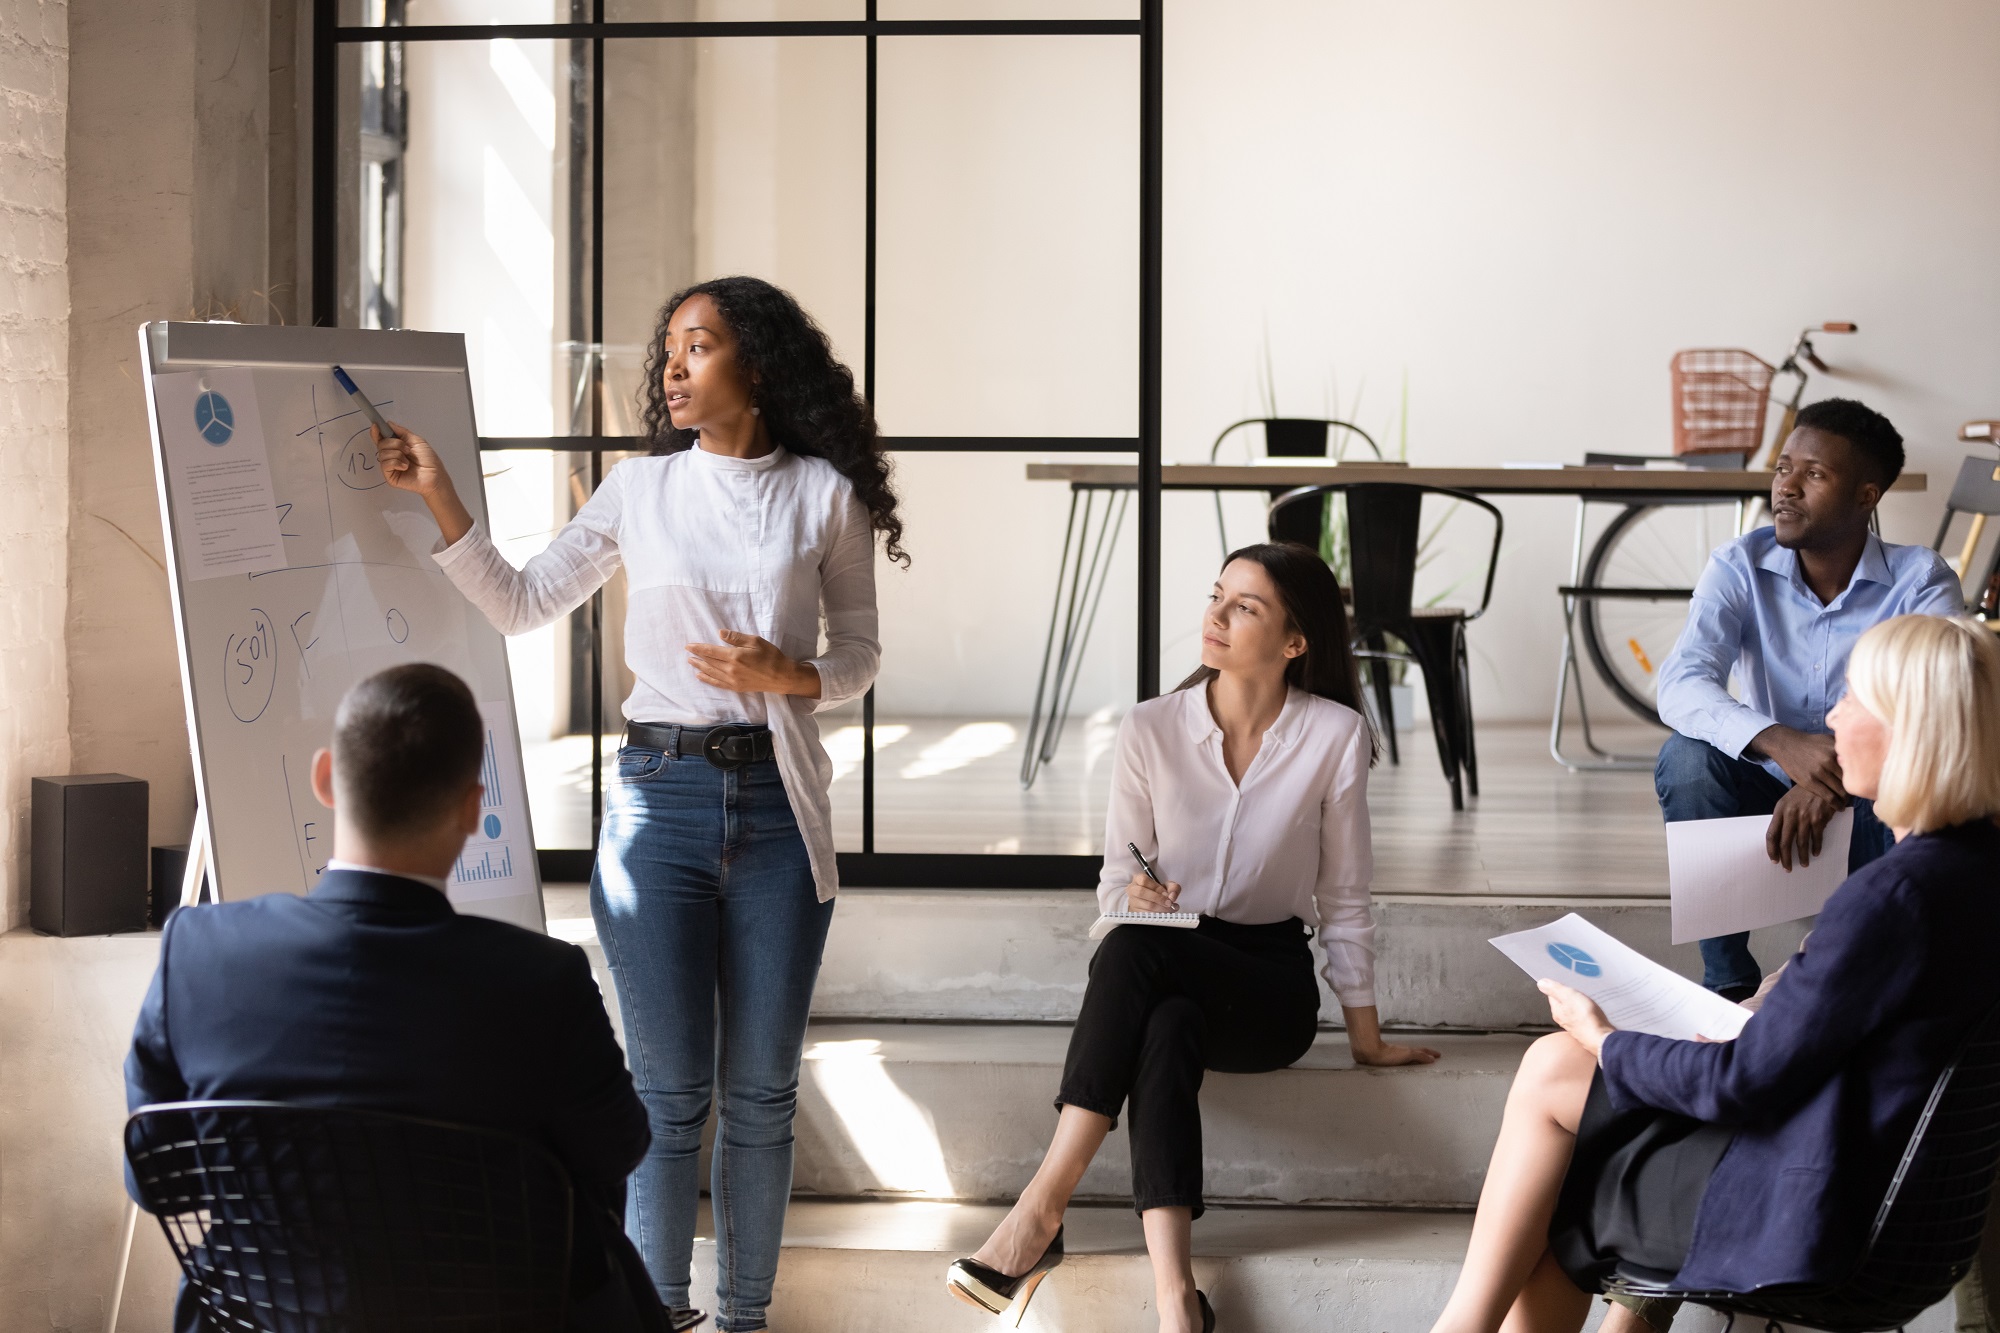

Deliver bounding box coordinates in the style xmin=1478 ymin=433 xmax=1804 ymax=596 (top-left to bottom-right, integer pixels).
xmin=1754 ymin=531 xmax=1894 ymax=603
xmin=1178 ymin=680 xmax=1306 ymax=747
xmin=324 ymin=859 xmax=452 ymax=897
xmin=690 ymin=440 xmax=787 ymax=471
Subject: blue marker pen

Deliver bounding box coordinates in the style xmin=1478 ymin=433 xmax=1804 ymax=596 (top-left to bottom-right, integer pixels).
xmin=331 ymin=365 xmax=394 ymax=436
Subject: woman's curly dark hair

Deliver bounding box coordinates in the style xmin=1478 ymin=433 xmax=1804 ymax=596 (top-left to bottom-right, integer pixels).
xmin=640 ymin=276 xmax=907 ymax=565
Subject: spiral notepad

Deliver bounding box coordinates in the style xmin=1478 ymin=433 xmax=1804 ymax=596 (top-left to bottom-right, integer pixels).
xmin=1088 ymin=910 xmax=1201 ymax=941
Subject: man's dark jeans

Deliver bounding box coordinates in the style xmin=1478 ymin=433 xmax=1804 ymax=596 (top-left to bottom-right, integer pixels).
xmin=1654 ymin=732 xmax=1894 ymax=994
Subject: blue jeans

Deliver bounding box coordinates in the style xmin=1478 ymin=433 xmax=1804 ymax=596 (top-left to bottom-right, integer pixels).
xmin=591 ymin=747 xmax=834 ymax=1333
xmin=1654 ymin=731 xmax=1893 ymax=994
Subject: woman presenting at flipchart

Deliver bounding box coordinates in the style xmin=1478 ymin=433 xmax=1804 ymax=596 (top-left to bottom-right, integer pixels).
xmin=375 ymin=276 xmax=902 ymax=1333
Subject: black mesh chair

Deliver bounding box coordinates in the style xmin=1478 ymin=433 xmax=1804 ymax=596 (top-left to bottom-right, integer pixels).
xmin=1605 ymin=1000 xmax=2000 ymax=1333
xmin=1269 ymin=482 xmax=1502 ymax=810
xmin=126 ymin=1101 xmax=575 ymax=1332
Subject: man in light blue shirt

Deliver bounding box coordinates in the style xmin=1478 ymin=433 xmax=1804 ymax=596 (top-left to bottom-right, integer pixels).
xmin=1654 ymin=398 xmax=1962 ymax=998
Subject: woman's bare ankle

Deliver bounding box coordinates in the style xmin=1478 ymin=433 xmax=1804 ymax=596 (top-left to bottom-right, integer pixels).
xmin=970 ymin=1196 xmax=1062 ymax=1275
xmin=1155 ymin=1284 xmax=1200 ymax=1333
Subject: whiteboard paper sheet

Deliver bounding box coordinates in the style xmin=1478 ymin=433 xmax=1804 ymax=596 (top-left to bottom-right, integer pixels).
xmin=156 ymin=369 xmax=287 ymax=579
xmin=1490 ymin=913 xmax=1750 ymax=1042
xmin=1665 ymin=809 xmax=1851 ymax=945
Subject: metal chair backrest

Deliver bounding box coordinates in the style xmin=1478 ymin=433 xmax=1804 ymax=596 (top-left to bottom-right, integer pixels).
xmin=1269 ymin=482 xmax=1503 ymax=629
xmin=1671 ymin=349 xmax=1776 ymax=457
xmin=126 ymin=1100 xmax=575 ymax=1333
xmin=1210 ymin=417 xmax=1383 ymax=463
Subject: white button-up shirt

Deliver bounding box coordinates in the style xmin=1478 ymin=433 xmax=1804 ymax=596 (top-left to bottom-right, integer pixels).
xmin=1097 ymin=684 xmax=1378 ymax=1007
xmin=432 ymin=444 xmax=880 ymax=902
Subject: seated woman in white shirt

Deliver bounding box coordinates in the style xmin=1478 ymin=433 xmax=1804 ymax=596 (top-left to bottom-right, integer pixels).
xmin=946 ymin=542 xmax=1440 ymax=1333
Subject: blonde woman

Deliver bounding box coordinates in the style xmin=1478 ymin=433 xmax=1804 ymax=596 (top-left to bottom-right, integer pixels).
xmin=1429 ymin=614 xmax=2000 ymax=1333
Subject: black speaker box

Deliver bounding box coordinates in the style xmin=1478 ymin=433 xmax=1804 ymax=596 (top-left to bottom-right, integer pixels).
xmin=32 ymin=774 xmax=149 ymax=936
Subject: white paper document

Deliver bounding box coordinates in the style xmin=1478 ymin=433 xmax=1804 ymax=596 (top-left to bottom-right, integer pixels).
xmin=156 ymin=370 xmax=287 ymax=579
xmin=1489 ymin=913 xmax=1750 ymax=1042
xmin=1665 ymin=809 xmax=1850 ymax=945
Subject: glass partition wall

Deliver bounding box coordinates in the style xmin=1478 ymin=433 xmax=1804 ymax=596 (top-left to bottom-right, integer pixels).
xmin=317 ymin=0 xmax=1162 ymax=886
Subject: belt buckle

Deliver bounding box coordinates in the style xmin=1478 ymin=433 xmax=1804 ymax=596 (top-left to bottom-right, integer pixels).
xmin=701 ymin=723 xmax=751 ymax=769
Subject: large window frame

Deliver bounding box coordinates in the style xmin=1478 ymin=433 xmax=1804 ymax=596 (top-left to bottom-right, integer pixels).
xmin=312 ymin=0 xmax=1164 ymax=887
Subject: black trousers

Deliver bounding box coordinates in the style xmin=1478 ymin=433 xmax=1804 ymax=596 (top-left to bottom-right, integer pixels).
xmin=1056 ymin=915 xmax=1321 ymax=1217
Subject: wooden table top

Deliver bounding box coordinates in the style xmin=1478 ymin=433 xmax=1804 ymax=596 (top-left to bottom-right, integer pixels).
xmin=1023 ymin=461 xmax=1928 ymax=496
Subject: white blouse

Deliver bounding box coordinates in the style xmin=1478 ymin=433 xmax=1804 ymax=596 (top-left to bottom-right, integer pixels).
xmin=432 ymin=444 xmax=880 ymax=902
xmin=1097 ymin=684 xmax=1378 ymax=1007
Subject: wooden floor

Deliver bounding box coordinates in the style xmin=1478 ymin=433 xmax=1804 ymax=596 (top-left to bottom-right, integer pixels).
xmin=525 ymin=716 xmax=1676 ymax=899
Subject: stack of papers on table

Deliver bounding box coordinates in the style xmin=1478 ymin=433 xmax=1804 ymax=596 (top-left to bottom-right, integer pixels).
xmin=1490 ymin=913 xmax=1750 ymax=1042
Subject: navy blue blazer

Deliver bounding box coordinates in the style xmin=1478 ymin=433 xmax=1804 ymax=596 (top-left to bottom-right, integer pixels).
xmin=1601 ymin=818 xmax=2000 ymax=1293
xmin=125 ymin=869 xmax=649 ymax=1321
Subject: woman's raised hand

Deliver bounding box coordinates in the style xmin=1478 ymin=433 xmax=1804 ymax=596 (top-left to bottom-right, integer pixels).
xmin=373 ymin=422 xmax=474 ymax=545
xmin=373 ymin=422 xmax=449 ymax=497
xmin=686 ymin=629 xmax=823 ymax=697
xmin=1123 ymin=871 xmax=1180 ymax=914
xmin=1539 ymin=978 xmax=1616 ymax=1057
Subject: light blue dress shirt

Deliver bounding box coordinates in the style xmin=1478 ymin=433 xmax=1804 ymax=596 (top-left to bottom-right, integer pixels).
xmin=1655 ymin=527 xmax=1962 ymax=782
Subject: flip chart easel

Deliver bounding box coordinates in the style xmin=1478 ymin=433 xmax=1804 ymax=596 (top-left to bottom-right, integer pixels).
xmin=141 ymin=319 xmax=545 ymax=928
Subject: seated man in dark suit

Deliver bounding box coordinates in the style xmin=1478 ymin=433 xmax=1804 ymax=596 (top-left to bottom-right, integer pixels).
xmin=126 ymin=664 xmax=668 ymax=1332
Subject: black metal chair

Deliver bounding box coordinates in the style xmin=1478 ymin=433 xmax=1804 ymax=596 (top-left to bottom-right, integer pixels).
xmin=1268 ymin=483 xmax=1503 ymax=810
xmin=125 ymin=1101 xmax=575 ymax=1332
xmin=1211 ymin=416 xmax=1383 ymax=559
xmin=1605 ymin=1000 xmax=2000 ymax=1333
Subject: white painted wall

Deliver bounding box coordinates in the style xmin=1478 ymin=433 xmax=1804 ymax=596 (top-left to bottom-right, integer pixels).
xmin=0 ymin=0 xmax=69 ymax=929
xmin=694 ymin=0 xmax=2000 ymax=720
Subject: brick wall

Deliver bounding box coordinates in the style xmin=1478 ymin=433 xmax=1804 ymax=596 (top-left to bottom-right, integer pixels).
xmin=0 ymin=0 xmax=67 ymax=929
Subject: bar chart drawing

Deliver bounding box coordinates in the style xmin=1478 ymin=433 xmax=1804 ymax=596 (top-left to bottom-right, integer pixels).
xmin=455 ymin=842 xmax=515 ymax=883
xmin=479 ymin=728 xmax=502 ymax=808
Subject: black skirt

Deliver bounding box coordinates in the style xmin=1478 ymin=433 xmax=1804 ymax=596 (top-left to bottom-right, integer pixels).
xmin=1549 ymin=1070 xmax=1736 ymax=1292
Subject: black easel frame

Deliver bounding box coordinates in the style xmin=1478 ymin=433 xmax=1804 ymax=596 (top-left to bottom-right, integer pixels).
xmin=311 ymin=0 xmax=1164 ymax=889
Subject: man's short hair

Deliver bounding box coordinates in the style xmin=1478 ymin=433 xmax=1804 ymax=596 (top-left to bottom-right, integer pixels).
xmin=332 ymin=664 xmax=484 ymax=840
xmin=1793 ymin=397 xmax=1905 ymax=487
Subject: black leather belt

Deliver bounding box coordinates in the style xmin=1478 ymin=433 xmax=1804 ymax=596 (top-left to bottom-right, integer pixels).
xmin=626 ymin=721 xmax=776 ymax=769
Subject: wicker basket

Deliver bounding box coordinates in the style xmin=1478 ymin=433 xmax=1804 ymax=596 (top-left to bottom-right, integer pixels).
xmin=1670 ymin=349 xmax=1775 ymax=457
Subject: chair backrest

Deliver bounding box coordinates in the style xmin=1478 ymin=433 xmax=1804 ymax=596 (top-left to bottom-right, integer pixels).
xmin=126 ymin=1101 xmax=575 ymax=1333
xmin=1670 ymin=349 xmax=1775 ymax=457
xmin=1267 ymin=482 xmax=1504 ymax=627
xmin=1210 ymin=417 xmax=1383 ymax=463
xmin=1945 ymin=453 xmax=2000 ymax=518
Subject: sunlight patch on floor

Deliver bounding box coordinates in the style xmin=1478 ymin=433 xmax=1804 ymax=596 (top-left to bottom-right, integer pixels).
xmin=898 ymin=722 xmax=1018 ymax=781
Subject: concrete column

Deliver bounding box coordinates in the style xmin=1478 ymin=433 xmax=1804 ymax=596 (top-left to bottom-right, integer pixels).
xmin=66 ymin=0 xmax=272 ymax=864
xmin=0 ymin=0 xmax=71 ymax=930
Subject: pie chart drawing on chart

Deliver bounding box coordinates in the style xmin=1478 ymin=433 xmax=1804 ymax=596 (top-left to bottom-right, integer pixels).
xmin=1546 ymin=943 xmax=1602 ymax=978
xmin=483 ymin=814 xmax=501 ymax=840
xmin=195 ymin=391 xmax=234 ymax=445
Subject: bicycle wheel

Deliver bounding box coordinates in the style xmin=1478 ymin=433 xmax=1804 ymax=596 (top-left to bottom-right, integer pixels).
xmin=1578 ymin=501 xmax=1738 ymax=726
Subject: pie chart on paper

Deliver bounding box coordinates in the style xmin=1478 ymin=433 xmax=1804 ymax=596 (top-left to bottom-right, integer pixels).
xmin=194 ymin=391 xmax=235 ymax=445
xmin=1546 ymin=942 xmax=1602 ymax=977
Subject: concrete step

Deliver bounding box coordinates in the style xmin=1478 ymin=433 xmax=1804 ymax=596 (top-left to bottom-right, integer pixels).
xmin=807 ymin=890 xmax=1813 ymax=1030
xmin=682 ymin=1199 xmax=1952 ymax=1333
xmin=789 ymin=1026 xmax=1527 ymax=1207
xmin=551 ymin=887 xmax=1811 ymax=1032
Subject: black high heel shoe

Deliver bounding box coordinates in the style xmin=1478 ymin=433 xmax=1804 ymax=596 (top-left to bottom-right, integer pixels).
xmin=944 ymin=1225 xmax=1064 ymax=1325
xmin=1198 ymin=1290 xmax=1216 ymax=1332
xmin=666 ymin=1308 xmax=707 ymax=1332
